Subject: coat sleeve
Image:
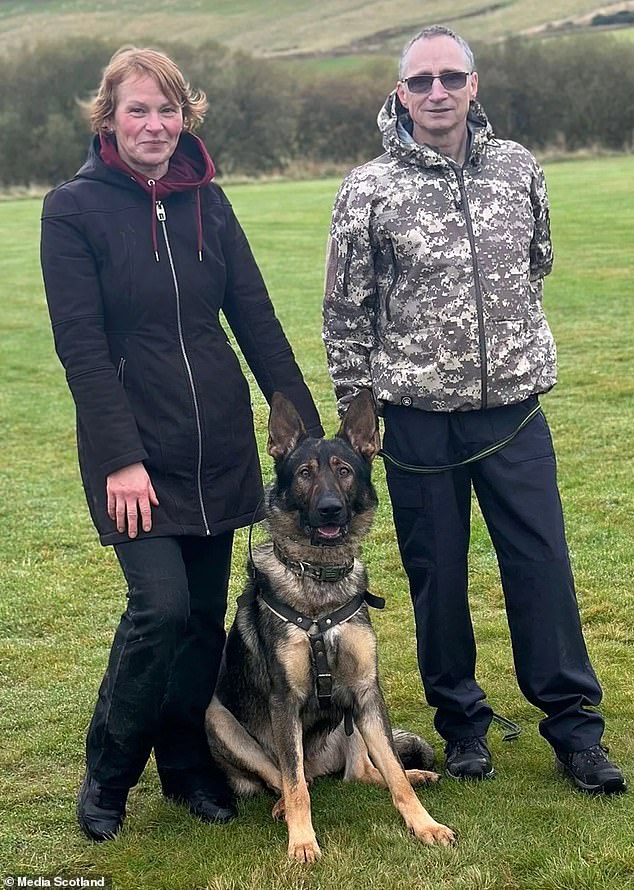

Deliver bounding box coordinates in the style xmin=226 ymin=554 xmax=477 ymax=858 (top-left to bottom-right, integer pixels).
xmin=529 ymin=160 xmax=554 ymax=283
xmin=40 ymin=186 xmax=148 ymax=475
xmin=322 ymin=173 xmax=379 ymax=416
xmin=220 ymin=204 xmax=324 ymax=438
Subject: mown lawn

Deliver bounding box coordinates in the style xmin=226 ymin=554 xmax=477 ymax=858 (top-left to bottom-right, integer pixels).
xmin=1 ymin=156 xmax=633 ymax=889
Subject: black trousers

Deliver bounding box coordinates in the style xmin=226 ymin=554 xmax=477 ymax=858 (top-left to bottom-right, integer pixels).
xmin=383 ymin=397 xmax=604 ymax=752
xmin=86 ymin=532 xmax=233 ymax=788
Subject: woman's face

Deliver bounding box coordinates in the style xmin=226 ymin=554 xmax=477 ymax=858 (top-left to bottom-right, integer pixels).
xmin=110 ymin=74 xmax=184 ymax=179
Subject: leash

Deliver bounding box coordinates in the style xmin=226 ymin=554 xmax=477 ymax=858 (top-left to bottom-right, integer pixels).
xmin=491 ymin=711 xmax=522 ymax=741
xmin=247 ymin=496 xmax=265 ymax=580
xmin=379 ymin=402 xmax=542 ymax=474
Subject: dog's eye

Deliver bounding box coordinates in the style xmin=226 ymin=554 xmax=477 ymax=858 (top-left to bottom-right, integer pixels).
xmin=338 ymin=466 xmax=351 ymax=477
xmin=298 ymin=467 xmax=311 ymax=479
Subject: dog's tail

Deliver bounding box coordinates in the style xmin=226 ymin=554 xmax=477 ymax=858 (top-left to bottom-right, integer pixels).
xmin=393 ymin=728 xmax=435 ymax=770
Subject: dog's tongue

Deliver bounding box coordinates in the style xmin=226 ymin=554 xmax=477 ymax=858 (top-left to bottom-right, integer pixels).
xmin=317 ymin=526 xmax=341 ymax=538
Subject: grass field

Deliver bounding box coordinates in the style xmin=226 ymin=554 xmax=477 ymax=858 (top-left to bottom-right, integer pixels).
xmin=1 ymin=156 xmax=634 ymax=889
xmin=0 ymin=0 xmax=632 ymax=57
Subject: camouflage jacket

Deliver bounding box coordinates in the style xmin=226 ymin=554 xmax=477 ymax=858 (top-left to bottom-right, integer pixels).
xmin=323 ymin=93 xmax=557 ymax=413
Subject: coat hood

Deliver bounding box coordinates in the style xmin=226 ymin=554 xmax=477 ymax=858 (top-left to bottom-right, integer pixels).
xmin=77 ymin=131 xmax=216 ymax=260
xmin=377 ymin=90 xmax=494 ymax=169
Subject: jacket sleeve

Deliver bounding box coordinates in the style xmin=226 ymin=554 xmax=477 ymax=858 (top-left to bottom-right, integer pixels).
xmin=322 ymin=173 xmax=378 ymax=416
xmin=529 ymin=161 xmax=554 ymax=283
xmin=40 ymin=187 xmax=148 ymax=475
xmin=220 ymin=205 xmax=324 ymax=438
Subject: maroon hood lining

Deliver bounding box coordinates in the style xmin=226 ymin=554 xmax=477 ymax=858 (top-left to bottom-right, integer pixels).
xmin=99 ymin=131 xmax=216 ymax=262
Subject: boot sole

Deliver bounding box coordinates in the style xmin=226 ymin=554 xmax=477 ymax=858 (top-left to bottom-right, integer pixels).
xmin=445 ymin=766 xmax=495 ymax=780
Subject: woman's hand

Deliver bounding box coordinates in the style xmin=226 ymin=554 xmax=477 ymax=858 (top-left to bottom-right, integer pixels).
xmin=106 ymin=462 xmax=159 ymax=538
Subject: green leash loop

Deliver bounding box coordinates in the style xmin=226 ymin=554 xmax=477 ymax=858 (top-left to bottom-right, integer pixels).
xmin=379 ymin=403 xmax=542 ymax=475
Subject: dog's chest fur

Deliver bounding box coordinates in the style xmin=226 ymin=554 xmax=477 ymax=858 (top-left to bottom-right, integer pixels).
xmin=250 ymin=546 xmax=378 ymax=706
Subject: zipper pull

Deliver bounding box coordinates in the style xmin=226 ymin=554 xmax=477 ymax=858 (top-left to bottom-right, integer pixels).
xmin=156 ymin=201 xmax=166 ymax=221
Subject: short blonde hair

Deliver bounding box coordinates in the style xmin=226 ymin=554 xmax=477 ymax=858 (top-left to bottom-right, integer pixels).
xmin=84 ymin=46 xmax=208 ymax=133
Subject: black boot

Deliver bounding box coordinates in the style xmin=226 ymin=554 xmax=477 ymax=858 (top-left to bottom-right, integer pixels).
xmin=77 ymin=773 xmax=128 ymax=841
xmin=445 ymin=736 xmax=495 ymax=780
xmin=555 ymin=745 xmax=627 ymax=794
xmin=160 ymin=767 xmax=236 ymax=824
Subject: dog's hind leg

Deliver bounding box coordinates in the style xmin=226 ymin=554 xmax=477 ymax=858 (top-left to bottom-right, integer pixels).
xmin=205 ymin=698 xmax=282 ymax=794
xmin=354 ymin=697 xmax=456 ymax=846
xmin=341 ymin=727 xmax=440 ymax=787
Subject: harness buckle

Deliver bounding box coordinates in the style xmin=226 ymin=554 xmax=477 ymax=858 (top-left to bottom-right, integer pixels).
xmin=317 ymin=673 xmax=333 ymax=702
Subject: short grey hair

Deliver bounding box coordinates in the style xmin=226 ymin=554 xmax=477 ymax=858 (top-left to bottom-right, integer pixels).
xmin=399 ymin=25 xmax=476 ymax=78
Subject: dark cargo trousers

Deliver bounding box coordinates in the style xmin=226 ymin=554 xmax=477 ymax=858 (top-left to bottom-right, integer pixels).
xmin=86 ymin=532 xmax=233 ymax=789
xmin=383 ymin=397 xmax=604 ymax=753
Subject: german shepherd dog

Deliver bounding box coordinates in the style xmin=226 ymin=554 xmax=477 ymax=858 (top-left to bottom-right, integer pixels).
xmin=205 ymin=390 xmax=455 ymax=861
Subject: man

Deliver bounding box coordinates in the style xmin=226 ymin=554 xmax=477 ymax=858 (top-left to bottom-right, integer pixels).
xmin=322 ymin=24 xmax=626 ymax=793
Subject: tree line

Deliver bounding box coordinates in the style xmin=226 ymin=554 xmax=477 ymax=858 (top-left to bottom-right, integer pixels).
xmin=0 ymin=34 xmax=632 ymax=186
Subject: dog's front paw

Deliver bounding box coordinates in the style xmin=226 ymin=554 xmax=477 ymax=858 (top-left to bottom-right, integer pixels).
xmin=405 ymin=769 xmax=442 ymax=785
xmin=287 ymin=834 xmax=321 ymax=863
xmin=412 ymin=820 xmax=456 ymax=847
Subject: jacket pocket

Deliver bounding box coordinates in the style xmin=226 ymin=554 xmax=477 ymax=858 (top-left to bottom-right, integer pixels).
xmin=342 ymin=240 xmax=354 ymax=300
xmin=384 ymin=239 xmax=399 ymax=323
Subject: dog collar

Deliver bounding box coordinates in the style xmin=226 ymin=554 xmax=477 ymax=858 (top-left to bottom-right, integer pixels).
xmin=273 ymin=542 xmax=354 ymax=583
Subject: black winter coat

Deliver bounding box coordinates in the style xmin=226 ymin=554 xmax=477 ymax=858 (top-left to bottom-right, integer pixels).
xmin=41 ymin=136 xmax=323 ymax=545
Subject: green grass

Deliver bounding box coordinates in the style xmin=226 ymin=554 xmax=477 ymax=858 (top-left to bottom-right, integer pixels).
xmin=1 ymin=156 xmax=634 ymax=888
xmin=0 ymin=0 xmax=632 ymax=57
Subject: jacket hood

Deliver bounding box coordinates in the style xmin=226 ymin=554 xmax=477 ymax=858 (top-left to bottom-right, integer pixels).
xmin=377 ymin=90 xmax=494 ymax=168
xmin=77 ymin=131 xmax=216 ymax=191
xmin=77 ymin=131 xmax=216 ymax=261
xmin=98 ymin=130 xmax=216 ymax=195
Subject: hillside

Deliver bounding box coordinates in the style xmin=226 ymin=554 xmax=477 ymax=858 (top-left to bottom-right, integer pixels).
xmin=1 ymin=0 xmax=633 ymax=58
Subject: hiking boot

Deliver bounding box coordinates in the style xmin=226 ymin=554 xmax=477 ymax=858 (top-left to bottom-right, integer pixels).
xmin=161 ymin=768 xmax=237 ymax=824
xmin=77 ymin=773 xmax=128 ymax=842
xmin=555 ymin=745 xmax=627 ymax=794
xmin=445 ymin=736 xmax=495 ymax=780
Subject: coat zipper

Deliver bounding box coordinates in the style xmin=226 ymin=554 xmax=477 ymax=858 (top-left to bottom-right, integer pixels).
xmin=116 ymin=357 xmax=126 ymax=385
xmin=453 ymin=166 xmax=488 ymax=409
xmin=155 ymin=200 xmax=211 ymax=535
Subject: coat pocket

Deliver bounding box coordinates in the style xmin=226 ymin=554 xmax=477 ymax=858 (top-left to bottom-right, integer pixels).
xmin=116 ymin=357 xmax=126 ymax=387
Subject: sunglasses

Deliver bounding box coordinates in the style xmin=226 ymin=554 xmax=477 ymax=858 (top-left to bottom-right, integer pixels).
xmin=400 ymin=71 xmax=470 ymax=94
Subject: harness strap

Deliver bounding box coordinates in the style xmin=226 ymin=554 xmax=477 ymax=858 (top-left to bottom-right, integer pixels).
xmin=379 ymin=402 xmax=542 ymax=474
xmin=237 ymin=580 xmax=385 ymax=735
xmin=254 ymin=588 xmax=384 ymax=634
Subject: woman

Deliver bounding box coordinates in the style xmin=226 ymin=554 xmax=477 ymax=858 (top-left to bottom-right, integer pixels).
xmin=40 ymin=46 xmax=323 ymax=842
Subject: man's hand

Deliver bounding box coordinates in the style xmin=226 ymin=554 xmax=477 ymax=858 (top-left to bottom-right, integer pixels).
xmin=106 ymin=462 xmax=159 ymax=538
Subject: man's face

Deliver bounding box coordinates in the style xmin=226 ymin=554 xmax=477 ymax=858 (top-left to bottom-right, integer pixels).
xmin=396 ymin=35 xmax=478 ymax=147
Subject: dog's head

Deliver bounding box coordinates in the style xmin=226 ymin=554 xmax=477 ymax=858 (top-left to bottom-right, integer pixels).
xmin=266 ymin=389 xmax=379 ymax=550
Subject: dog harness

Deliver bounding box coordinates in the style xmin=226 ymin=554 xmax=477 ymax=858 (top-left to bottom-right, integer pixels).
xmin=239 ymin=557 xmax=385 ymax=736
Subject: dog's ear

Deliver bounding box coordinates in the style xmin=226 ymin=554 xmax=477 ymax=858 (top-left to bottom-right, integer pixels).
xmin=336 ymin=389 xmax=380 ymax=461
xmin=267 ymin=392 xmax=307 ymax=461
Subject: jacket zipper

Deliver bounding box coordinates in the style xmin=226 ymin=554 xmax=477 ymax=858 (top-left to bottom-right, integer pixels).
xmin=453 ymin=166 xmax=488 ymax=409
xmin=116 ymin=357 xmax=126 ymax=386
xmin=155 ymin=200 xmax=211 ymax=535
